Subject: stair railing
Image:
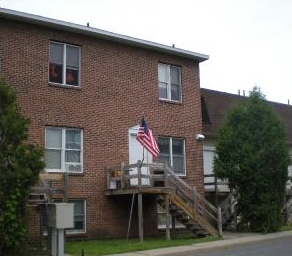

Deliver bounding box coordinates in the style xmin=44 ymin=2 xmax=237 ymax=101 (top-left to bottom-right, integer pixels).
xmin=164 ymin=165 xmax=222 ymax=235
xmin=283 ymin=196 xmax=292 ymax=224
xmin=219 ymin=190 xmax=239 ymax=229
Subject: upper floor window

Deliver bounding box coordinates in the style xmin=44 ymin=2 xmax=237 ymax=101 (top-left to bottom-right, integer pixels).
xmin=49 ymin=42 xmax=80 ymax=87
xmin=45 ymin=127 xmax=83 ymax=173
xmin=157 ymin=137 xmax=185 ymax=175
xmin=158 ymin=63 xmax=181 ymax=102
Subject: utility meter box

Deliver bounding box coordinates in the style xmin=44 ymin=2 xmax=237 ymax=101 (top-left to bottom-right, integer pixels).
xmin=47 ymin=203 xmax=74 ymax=229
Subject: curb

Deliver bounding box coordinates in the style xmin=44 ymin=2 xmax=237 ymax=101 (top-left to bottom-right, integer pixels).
xmin=107 ymin=231 xmax=292 ymax=256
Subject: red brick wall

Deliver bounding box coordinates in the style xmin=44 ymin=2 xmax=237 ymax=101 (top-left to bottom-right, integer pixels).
xmin=0 ymin=18 xmax=204 ymax=239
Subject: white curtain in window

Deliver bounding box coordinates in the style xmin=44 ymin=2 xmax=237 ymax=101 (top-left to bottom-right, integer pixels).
xmin=69 ymin=200 xmax=85 ymax=231
xmin=65 ymin=130 xmax=81 ymax=163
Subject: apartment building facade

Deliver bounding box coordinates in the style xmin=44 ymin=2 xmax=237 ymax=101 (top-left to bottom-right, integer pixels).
xmin=0 ymin=8 xmax=208 ymax=240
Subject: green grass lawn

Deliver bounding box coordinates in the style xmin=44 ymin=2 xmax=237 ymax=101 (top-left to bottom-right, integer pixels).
xmin=66 ymin=235 xmax=220 ymax=256
xmin=280 ymin=223 xmax=292 ymax=231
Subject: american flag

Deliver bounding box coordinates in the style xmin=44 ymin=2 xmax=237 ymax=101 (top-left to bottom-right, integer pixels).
xmin=136 ymin=117 xmax=160 ymax=157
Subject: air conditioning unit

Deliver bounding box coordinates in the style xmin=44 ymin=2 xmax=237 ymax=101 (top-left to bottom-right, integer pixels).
xmin=65 ymin=163 xmax=82 ymax=172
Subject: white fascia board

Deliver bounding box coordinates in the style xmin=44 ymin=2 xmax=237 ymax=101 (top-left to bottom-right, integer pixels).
xmin=0 ymin=8 xmax=209 ymax=62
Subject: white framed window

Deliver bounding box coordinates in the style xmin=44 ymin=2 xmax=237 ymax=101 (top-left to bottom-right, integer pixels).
xmin=158 ymin=63 xmax=181 ymax=102
xmin=67 ymin=199 xmax=86 ymax=234
xmin=41 ymin=199 xmax=86 ymax=234
xmin=45 ymin=127 xmax=83 ymax=173
xmin=157 ymin=137 xmax=186 ymax=175
xmin=49 ymin=42 xmax=80 ymax=86
xmin=157 ymin=204 xmax=184 ymax=229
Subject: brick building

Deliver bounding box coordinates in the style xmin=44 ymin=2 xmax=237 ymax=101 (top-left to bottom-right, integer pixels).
xmin=0 ymin=8 xmax=210 ymax=240
xmin=200 ymin=88 xmax=292 ymax=219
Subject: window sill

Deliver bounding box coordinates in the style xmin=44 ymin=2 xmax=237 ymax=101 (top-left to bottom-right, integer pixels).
xmin=66 ymin=230 xmax=86 ymax=235
xmin=159 ymin=99 xmax=182 ymax=105
xmin=45 ymin=170 xmax=84 ymax=176
xmin=49 ymin=82 xmax=81 ymax=90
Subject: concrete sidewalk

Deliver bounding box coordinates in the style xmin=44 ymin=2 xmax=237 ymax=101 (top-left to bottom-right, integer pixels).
xmin=106 ymin=230 xmax=292 ymax=256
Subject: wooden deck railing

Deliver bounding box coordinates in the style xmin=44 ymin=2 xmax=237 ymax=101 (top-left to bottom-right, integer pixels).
xmin=106 ymin=161 xmax=166 ymax=189
xmin=164 ymin=165 xmax=221 ymax=231
xmin=204 ymin=173 xmax=229 ymax=193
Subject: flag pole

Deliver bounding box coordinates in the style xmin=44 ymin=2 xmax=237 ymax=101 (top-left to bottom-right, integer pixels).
xmin=140 ymin=138 xmax=145 ymax=168
xmin=140 ymin=116 xmax=145 ymax=167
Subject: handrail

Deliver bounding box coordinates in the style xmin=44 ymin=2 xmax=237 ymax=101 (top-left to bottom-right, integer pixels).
xmin=164 ymin=164 xmax=220 ymax=233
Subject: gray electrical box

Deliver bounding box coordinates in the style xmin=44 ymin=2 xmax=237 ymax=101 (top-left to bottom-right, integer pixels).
xmin=47 ymin=203 xmax=74 ymax=229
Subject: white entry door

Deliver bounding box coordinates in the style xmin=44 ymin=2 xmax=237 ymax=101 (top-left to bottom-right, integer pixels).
xmin=128 ymin=125 xmax=152 ymax=186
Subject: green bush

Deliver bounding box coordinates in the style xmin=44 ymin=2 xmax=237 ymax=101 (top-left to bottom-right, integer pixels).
xmin=0 ymin=79 xmax=44 ymax=255
xmin=214 ymin=87 xmax=290 ymax=232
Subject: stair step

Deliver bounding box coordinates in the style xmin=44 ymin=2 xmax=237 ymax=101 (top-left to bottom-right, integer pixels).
xmin=194 ymin=230 xmax=209 ymax=237
xmin=156 ymin=182 xmax=219 ymax=237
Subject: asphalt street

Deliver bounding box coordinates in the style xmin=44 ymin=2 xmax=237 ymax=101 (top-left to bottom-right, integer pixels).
xmin=180 ymin=235 xmax=292 ymax=256
xmin=106 ymin=231 xmax=292 ymax=256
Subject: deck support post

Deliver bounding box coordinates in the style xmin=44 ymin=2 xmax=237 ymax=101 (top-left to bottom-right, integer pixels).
xmin=127 ymin=193 xmax=135 ymax=240
xmin=138 ymin=193 xmax=144 ymax=242
xmin=165 ymin=194 xmax=171 ymax=240
xmin=217 ymin=206 xmax=222 ymax=237
xmin=215 ymin=175 xmax=219 ymax=206
xmin=192 ymin=186 xmax=197 ymax=220
xmin=138 ymin=160 xmax=142 ymax=186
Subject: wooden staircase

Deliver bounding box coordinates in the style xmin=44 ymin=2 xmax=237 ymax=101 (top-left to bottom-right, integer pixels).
xmin=105 ymin=162 xmax=222 ymax=237
xmin=28 ymin=173 xmax=65 ymax=206
xmin=157 ymin=165 xmax=222 ymax=237
xmin=219 ymin=191 xmax=239 ymax=230
xmin=283 ymin=191 xmax=292 ymax=224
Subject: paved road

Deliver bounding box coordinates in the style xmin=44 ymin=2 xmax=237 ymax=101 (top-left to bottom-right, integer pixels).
xmin=182 ymin=235 xmax=292 ymax=256
xmin=106 ymin=231 xmax=292 ymax=256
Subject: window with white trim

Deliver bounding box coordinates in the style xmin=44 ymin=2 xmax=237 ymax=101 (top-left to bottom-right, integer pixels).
xmin=157 ymin=204 xmax=184 ymax=229
xmin=157 ymin=137 xmax=185 ymax=175
xmin=45 ymin=127 xmax=83 ymax=173
xmin=44 ymin=199 xmax=86 ymax=234
xmin=67 ymin=199 xmax=86 ymax=233
xmin=158 ymin=63 xmax=181 ymax=102
xmin=49 ymin=42 xmax=80 ymax=86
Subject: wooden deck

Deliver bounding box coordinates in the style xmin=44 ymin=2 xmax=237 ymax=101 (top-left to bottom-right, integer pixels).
xmin=105 ymin=162 xmax=222 ymax=240
xmin=105 ymin=186 xmax=174 ymax=196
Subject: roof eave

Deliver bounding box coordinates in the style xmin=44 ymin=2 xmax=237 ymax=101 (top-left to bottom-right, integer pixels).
xmin=0 ymin=8 xmax=209 ymax=62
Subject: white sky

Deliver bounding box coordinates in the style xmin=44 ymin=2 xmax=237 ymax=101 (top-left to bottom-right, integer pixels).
xmin=2 ymin=0 xmax=292 ymax=104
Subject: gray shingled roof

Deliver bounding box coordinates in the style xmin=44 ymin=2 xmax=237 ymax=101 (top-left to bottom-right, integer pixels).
xmin=201 ymin=88 xmax=292 ymax=145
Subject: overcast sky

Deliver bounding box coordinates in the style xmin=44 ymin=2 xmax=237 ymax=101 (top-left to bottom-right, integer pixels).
xmin=2 ymin=0 xmax=292 ymax=104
